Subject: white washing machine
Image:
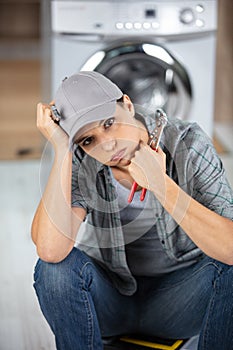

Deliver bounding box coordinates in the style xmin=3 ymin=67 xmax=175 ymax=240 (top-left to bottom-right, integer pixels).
xmin=51 ymin=0 xmax=217 ymax=137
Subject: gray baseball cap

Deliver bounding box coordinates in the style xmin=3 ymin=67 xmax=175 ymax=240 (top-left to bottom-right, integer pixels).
xmin=54 ymin=71 xmax=123 ymax=147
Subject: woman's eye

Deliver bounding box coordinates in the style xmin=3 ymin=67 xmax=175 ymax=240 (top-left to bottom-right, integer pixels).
xmin=82 ymin=136 xmax=93 ymax=146
xmin=104 ymin=117 xmax=115 ymax=129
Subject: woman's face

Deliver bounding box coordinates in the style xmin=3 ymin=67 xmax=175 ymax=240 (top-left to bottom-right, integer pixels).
xmin=74 ymin=96 xmax=148 ymax=168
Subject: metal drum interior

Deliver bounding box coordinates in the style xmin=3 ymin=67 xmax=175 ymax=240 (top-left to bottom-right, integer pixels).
xmin=86 ymin=42 xmax=192 ymax=119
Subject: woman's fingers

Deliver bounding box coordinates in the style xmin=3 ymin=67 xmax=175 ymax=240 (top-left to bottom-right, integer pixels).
xmin=36 ymin=102 xmax=69 ymax=150
xmin=128 ymin=141 xmax=166 ymax=190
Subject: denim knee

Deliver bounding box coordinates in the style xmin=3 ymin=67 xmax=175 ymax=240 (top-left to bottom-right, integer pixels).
xmin=197 ymin=260 xmax=233 ymax=350
xmin=33 ymin=248 xmax=105 ymax=350
xmin=213 ymin=260 xmax=233 ymax=295
xmin=33 ymin=247 xmax=94 ymax=301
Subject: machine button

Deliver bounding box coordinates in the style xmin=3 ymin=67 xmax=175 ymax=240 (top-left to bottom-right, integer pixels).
xmin=152 ymin=22 xmax=159 ymax=29
xmin=179 ymin=8 xmax=195 ymax=24
xmin=125 ymin=22 xmax=133 ymax=29
xmin=134 ymin=22 xmax=142 ymax=29
xmin=196 ymin=19 xmax=205 ymax=27
xmin=115 ymin=22 xmax=124 ymax=30
xmin=143 ymin=22 xmax=151 ymax=29
xmin=196 ymin=4 xmax=204 ymax=13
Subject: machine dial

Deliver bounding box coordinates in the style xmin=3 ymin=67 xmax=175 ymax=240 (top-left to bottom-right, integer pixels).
xmin=179 ymin=8 xmax=195 ymax=24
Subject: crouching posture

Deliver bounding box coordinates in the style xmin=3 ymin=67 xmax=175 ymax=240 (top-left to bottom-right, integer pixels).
xmin=32 ymin=71 xmax=233 ymax=350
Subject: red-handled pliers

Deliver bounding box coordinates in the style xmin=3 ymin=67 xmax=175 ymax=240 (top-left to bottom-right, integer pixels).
xmin=128 ymin=109 xmax=167 ymax=203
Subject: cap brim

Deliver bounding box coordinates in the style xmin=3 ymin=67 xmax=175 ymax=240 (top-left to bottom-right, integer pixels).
xmin=68 ymin=100 xmax=117 ymax=148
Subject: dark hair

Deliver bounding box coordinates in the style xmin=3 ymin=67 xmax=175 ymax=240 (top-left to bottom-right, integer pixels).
xmin=116 ymin=95 xmax=148 ymax=131
xmin=116 ymin=95 xmax=124 ymax=103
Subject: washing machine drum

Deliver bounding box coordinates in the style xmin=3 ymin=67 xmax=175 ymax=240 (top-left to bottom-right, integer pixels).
xmin=90 ymin=42 xmax=192 ymax=120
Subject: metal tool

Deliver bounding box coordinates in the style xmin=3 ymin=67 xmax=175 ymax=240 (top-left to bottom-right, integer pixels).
xmin=128 ymin=108 xmax=168 ymax=203
xmin=50 ymin=105 xmax=61 ymax=123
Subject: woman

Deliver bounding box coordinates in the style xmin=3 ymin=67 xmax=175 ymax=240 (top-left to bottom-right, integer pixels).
xmin=32 ymin=71 xmax=233 ymax=350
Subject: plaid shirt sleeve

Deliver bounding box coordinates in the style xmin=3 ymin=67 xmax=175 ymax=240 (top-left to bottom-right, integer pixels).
xmin=71 ymin=146 xmax=89 ymax=212
xmin=186 ymin=124 xmax=233 ymax=220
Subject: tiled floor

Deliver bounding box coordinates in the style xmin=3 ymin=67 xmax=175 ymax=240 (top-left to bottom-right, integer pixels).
xmin=0 ymin=124 xmax=232 ymax=350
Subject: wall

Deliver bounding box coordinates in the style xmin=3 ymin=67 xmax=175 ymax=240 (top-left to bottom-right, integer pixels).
xmin=0 ymin=0 xmax=42 ymax=160
xmin=214 ymin=0 xmax=233 ymax=123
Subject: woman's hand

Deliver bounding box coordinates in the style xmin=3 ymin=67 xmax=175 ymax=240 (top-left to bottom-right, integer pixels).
xmin=128 ymin=141 xmax=166 ymax=195
xmin=36 ymin=102 xmax=69 ymax=151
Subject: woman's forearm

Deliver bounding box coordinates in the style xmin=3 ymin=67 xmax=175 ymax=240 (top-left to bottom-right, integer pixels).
xmin=154 ymin=175 xmax=233 ymax=265
xmin=31 ymin=147 xmax=84 ymax=262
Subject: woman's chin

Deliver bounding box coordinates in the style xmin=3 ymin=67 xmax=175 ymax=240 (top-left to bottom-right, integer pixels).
xmin=107 ymin=158 xmax=131 ymax=168
xmin=117 ymin=158 xmax=131 ymax=167
xmin=122 ymin=158 xmax=131 ymax=166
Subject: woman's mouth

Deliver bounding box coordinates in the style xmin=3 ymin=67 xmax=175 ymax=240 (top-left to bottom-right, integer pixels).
xmin=111 ymin=148 xmax=127 ymax=162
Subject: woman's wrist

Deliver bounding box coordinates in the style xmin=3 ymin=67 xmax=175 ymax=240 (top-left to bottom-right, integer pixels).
xmin=54 ymin=141 xmax=71 ymax=160
xmin=152 ymin=175 xmax=191 ymax=225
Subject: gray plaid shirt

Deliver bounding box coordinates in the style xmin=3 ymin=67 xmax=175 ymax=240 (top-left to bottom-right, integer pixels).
xmin=72 ymin=113 xmax=233 ymax=295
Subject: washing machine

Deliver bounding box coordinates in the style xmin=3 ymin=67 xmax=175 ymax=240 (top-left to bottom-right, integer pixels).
xmin=50 ymin=0 xmax=217 ymax=137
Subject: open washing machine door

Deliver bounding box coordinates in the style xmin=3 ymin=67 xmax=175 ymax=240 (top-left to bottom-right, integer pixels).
xmin=81 ymin=41 xmax=192 ymax=120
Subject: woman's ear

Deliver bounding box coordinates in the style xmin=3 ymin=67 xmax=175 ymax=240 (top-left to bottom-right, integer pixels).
xmin=122 ymin=94 xmax=135 ymax=116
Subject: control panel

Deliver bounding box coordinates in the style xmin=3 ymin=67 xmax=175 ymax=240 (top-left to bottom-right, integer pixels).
xmin=51 ymin=1 xmax=217 ymax=36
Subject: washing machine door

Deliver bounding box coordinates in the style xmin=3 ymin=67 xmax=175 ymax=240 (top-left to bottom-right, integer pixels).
xmin=82 ymin=42 xmax=192 ymax=120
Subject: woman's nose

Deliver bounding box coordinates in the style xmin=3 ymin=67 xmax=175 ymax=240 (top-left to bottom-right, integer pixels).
xmin=101 ymin=138 xmax=117 ymax=152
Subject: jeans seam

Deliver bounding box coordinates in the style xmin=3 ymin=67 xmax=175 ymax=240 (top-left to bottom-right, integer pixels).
xmin=80 ymin=262 xmax=95 ymax=350
xmin=199 ymin=265 xmax=223 ymax=350
xmin=201 ymin=290 xmax=215 ymax=350
xmin=82 ymin=288 xmax=94 ymax=350
xmin=80 ymin=261 xmax=93 ymax=278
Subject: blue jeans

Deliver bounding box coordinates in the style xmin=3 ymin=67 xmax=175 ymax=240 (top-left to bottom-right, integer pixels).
xmin=33 ymin=247 xmax=233 ymax=350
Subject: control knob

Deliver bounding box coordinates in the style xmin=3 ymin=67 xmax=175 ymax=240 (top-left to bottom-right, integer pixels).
xmin=179 ymin=8 xmax=195 ymax=24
